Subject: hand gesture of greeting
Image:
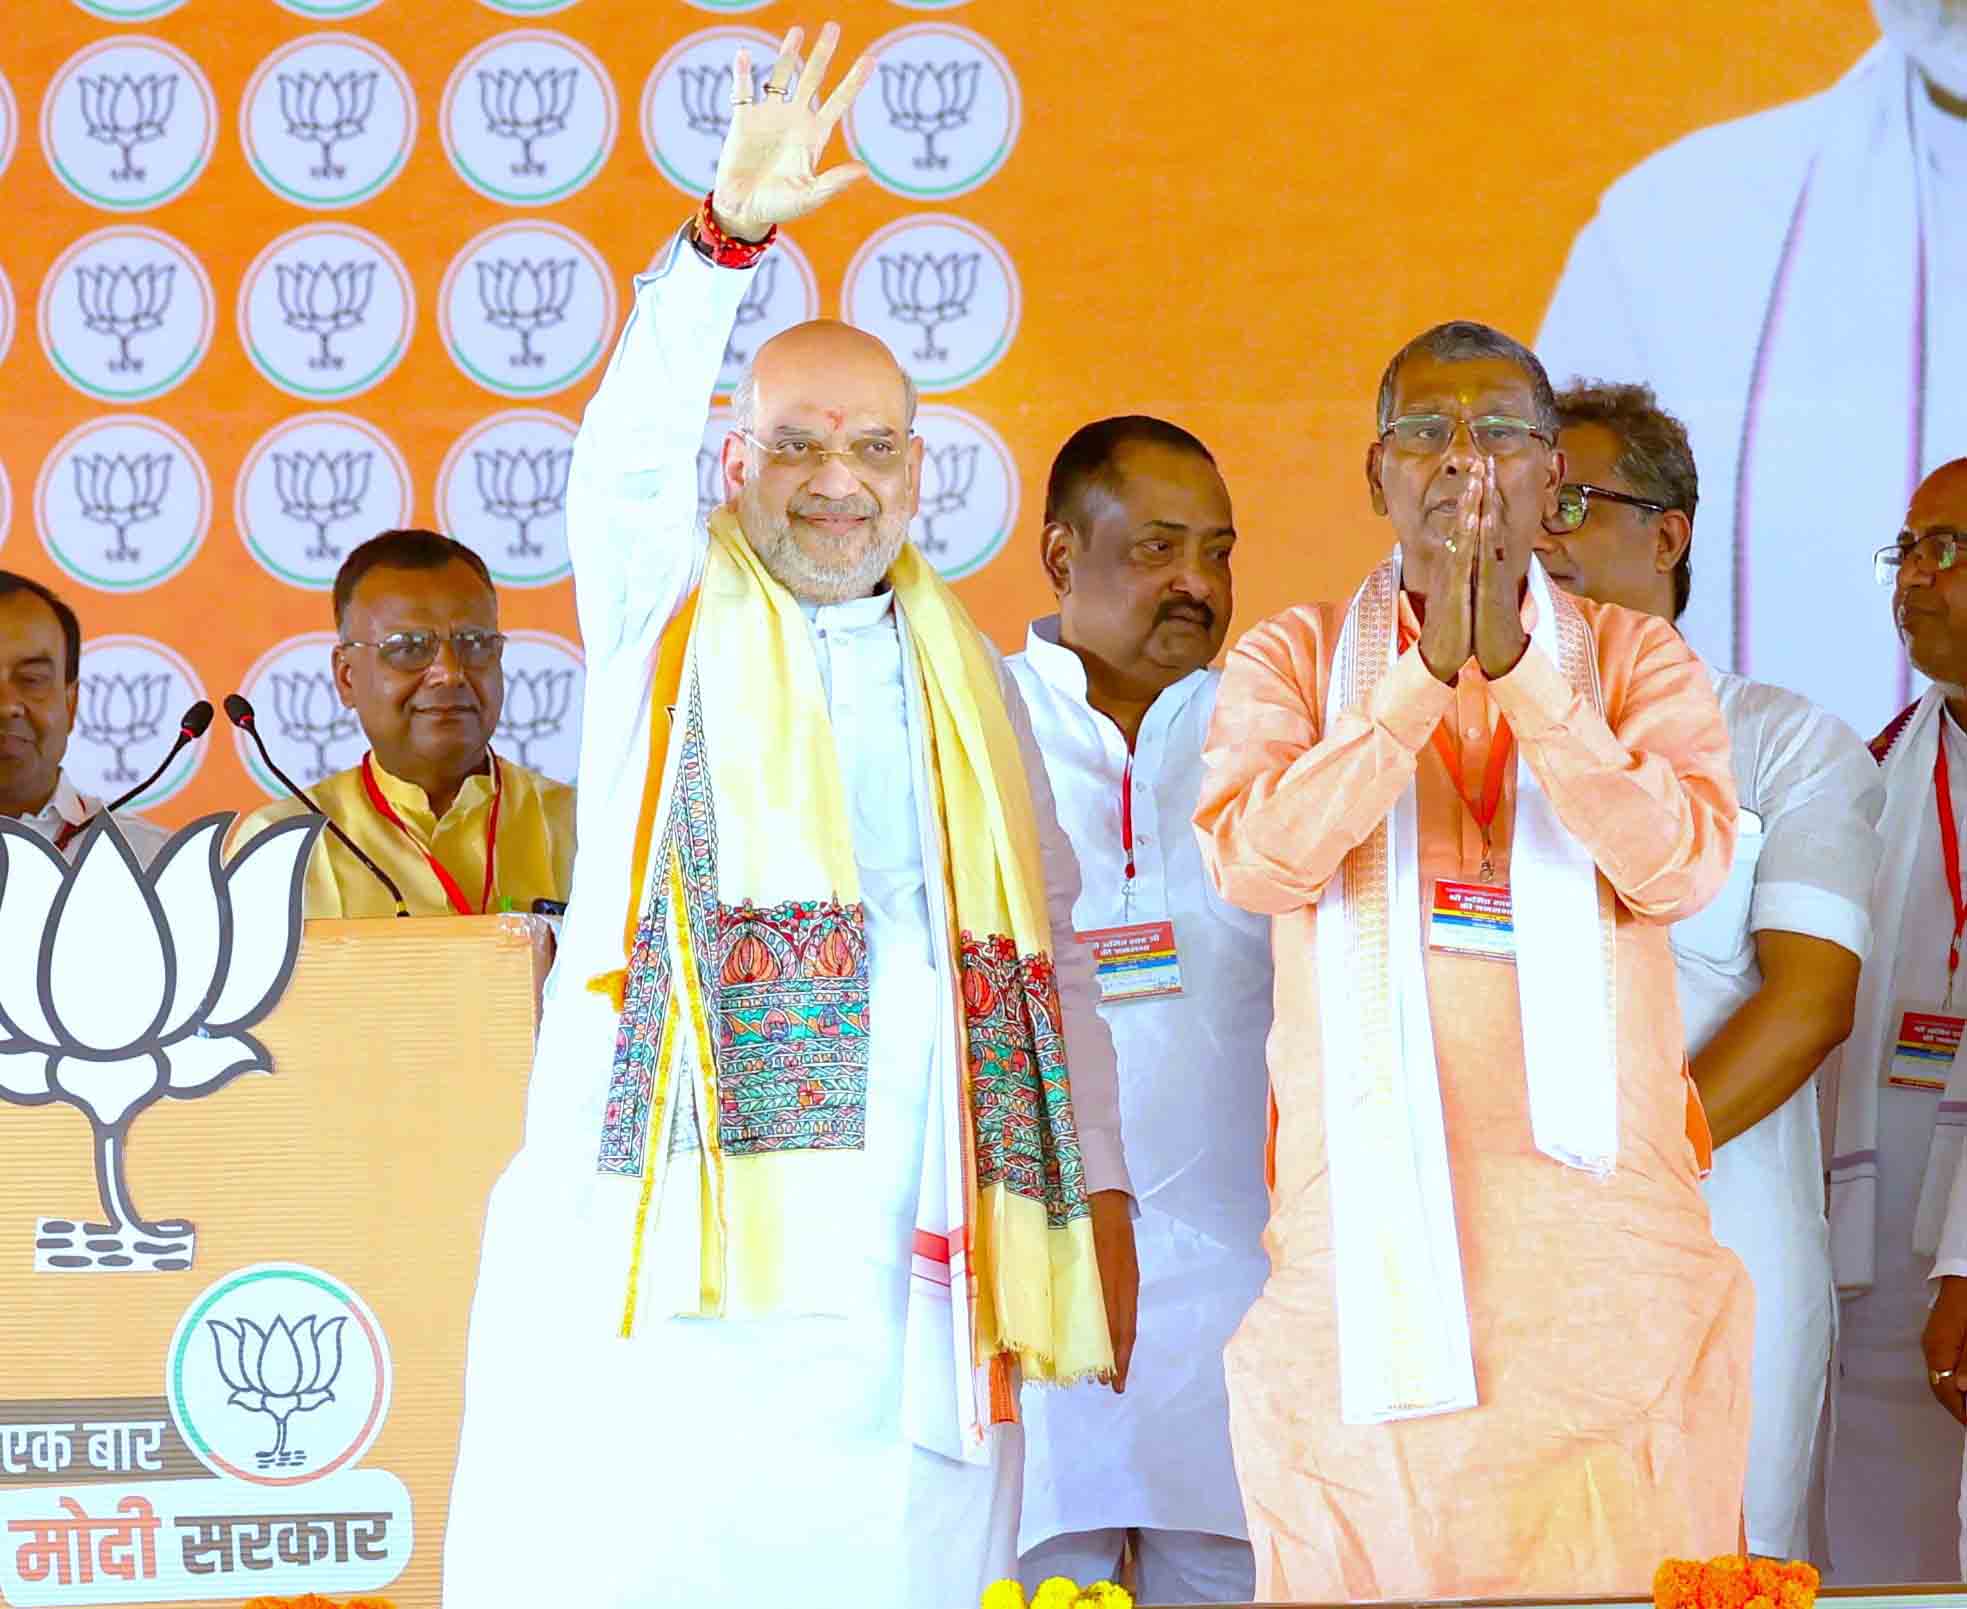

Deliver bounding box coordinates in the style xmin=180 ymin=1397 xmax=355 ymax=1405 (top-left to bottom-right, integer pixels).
xmin=711 ymin=23 xmax=875 ymax=243
xmin=1419 ymin=457 xmax=1531 ymax=683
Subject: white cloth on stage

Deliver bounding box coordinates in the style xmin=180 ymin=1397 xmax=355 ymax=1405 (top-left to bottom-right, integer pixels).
xmin=1826 ymin=705 xmax=1967 ymax=1583
xmin=15 ymin=772 xmax=169 ymax=866
xmin=1020 ymin=1526 xmax=1256 ymax=1606
xmin=1672 ymin=669 xmax=1880 ymax=1560
xmin=1537 ymin=42 xmax=1967 ymax=736
xmin=441 ymin=231 xmax=1127 ymax=1609
xmin=1007 ymin=618 xmax=1272 ymax=1560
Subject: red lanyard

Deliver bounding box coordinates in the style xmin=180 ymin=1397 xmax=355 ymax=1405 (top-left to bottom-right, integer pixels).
xmin=1120 ymin=753 xmax=1137 ymax=884
xmin=1936 ymin=736 xmax=1967 ymax=1001
xmin=360 ymin=751 xmax=503 ymax=917
xmin=1430 ymin=717 xmax=1515 ymax=882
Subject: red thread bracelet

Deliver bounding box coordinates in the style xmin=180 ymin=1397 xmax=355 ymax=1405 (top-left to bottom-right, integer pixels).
xmin=691 ymin=192 xmax=776 ymax=269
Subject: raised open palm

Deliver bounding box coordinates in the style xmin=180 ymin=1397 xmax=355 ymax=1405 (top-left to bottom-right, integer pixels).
xmin=712 ymin=23 xmax=875 ymax=242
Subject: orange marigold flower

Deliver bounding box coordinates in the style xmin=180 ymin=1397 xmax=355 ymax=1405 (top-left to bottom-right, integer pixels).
xmin=1698 ymin=1553 xmax=1752 ymax=1609
xmin=1654 ymin=1557 xmax=1704 ymax=1609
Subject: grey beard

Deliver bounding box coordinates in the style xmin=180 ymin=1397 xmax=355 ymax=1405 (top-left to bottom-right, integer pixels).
xmin=748 ymin=510 xmax=909 ymax=605
xmin=1872 ymin=0 xmax=1967 ymax=97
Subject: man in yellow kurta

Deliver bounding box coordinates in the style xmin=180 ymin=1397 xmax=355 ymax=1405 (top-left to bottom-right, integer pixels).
xmin=1194 ymin=322 xmax=1753 ymax=1600
xmin=233 ymin=528 xmax=575 ymax=917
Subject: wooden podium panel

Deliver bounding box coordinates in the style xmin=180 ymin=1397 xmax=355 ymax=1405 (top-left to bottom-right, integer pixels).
xmin=0 ymin=915 xmax=546 ymax=1609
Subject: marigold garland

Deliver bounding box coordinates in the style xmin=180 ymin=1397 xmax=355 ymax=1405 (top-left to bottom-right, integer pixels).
xmin=982 ymin=1578 xmax=1133 ymax=1609
xmin=1653 ymin=1555 xmax=1818 ymax=1609
xmin=241 ymin=1596 xmax=397 ymax=1609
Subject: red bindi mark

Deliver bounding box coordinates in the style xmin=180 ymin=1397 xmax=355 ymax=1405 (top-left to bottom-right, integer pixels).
xmin=824 ymin=408 xmax=844 ymax=431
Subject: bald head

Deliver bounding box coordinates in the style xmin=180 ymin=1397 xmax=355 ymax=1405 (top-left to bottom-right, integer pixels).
xmin=1910 ymin=458 xmax=1967 ymax=526
xmin=720 ymin=319 xmax=925 ymax=605
xmin=1893 ymin=457 xmax=1967 ymax=694
xmin=731 ymin=320 xmax=917 ymax=435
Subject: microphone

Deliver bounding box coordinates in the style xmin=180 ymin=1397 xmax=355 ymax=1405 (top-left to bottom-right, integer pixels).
xmin=55 ymin=700 xmax=216 ymax=854
xmin=102 ymin=699 xmax=214 ymax=814
xmin=224 ymin=693 xmax=409 ymax=919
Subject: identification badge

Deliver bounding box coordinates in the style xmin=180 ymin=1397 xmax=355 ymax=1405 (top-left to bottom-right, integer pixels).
xmin=1429 ymin=879 xmax=1516 ymax=962
xmin=1886 ymin=1004 xmax=1966 ymax=1092
xmin=1077 ymin=920 xmax=1183 ymax=1004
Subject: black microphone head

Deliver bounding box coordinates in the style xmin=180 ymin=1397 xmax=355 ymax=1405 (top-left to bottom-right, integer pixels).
xmin=222 ymin=693 xmax=254 ymax=728
xmin=181 ymin=700 xmax=214 ymax=739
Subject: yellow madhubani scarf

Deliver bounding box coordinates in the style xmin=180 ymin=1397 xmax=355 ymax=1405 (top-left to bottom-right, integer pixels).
xmin=591 ymin=509 xmax=1111 ymax=1442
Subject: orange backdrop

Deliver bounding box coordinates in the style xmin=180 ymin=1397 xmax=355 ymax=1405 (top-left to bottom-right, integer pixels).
xmin=0 ymin=0 xmax=1880 ymax=829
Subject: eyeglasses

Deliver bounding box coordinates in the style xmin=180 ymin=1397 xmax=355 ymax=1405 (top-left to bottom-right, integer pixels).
xmin=738 ymin=429 xmax=908 ymax=474
xmin=1548 ymin=482 xmax=1672 ymax=533
xmin=1875 ymin=529 xmax=1966 ymax=586
xmin=338 ymin=628 xmax=507 ymax=672
xmin=1380 ymin=413 xmax=1554 ymax=458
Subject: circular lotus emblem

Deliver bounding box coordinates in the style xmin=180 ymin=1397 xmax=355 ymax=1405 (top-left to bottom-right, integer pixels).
xmin=167 ymin=1262 xmax=393 ymax=1485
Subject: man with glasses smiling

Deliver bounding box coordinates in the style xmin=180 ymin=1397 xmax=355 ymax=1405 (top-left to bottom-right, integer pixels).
xmin=231 ymin=527 xmax=576 ymax=918
xmin=442 ymin=26 xmax=1136 ymax=1608
xmin=1196 ymin=322 xmax=1751 ymax=1598
xmin=1542 ymin=381 xmax=1882 ymax=1568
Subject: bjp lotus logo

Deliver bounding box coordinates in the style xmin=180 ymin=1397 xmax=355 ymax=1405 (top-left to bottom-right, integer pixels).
xmin=207 ymin=1312 xmax=347 ymax=1468
xmin=845 ymin=25 xmax=1022 ymax=202
xmin=0 ymin=813 xmax=321 ymax=1272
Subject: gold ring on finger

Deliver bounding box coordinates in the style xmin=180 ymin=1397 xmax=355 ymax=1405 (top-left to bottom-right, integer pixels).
xmin=1932 ymin=1368 xmax=1956 ymax=1385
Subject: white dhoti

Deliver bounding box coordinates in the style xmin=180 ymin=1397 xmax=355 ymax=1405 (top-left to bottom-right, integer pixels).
xmin=1830 ymin=1085 xmax=1964 ymax=1582
xmin=445 ymin=1146 xmax=1018 ymax=1609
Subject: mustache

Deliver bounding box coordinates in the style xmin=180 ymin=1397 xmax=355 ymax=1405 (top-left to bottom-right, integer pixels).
xmin=789 ymin=494 xmax=880 ymax=519
xmin=1156 ymin=599 xmax=1215 ymax=630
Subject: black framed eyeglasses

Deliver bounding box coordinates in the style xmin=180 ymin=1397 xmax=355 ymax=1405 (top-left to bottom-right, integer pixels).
xmin=337 ymin=628 xmax=507 ymax=672
xmin=1548 ymin=482 xmax=1672 ymax=534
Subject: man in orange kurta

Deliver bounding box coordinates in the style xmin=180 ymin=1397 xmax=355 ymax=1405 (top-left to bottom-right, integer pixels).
xmin=1194 ymin=322 xmax=1754 ymax=1600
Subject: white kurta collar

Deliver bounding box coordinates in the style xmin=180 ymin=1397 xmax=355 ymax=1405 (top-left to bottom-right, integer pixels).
xmin=799 ymin=587 xmax=897 ymax=631
xmin=1020 ymin=615 xmax=1211 ymax=745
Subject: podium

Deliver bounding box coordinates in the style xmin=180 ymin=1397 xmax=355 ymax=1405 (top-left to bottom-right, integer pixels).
xmin=0 ymin=915 xmax=548 ymax=1609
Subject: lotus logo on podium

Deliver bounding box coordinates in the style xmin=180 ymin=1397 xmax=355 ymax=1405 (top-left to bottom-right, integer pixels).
xmin=0 ymin=814 xmax=322 ymax=1274
xmin=207 ymin=1312 xmax=346 ymax=1470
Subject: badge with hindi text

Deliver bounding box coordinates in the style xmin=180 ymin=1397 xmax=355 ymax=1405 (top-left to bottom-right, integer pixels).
xmin=1077 ymin=920 xmax=1183 ymax=1004
xmin=1428 ymin=879 xmax=1516 ymax=962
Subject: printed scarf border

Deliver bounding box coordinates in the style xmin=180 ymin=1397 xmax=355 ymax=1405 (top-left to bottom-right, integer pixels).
xmin=960 ymin=931 xmax=1089 ymax=1229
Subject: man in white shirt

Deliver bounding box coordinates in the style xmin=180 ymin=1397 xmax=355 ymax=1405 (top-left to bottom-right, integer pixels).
xmin=1008 ymin=417 xmax=1272 ymax=1604
xmin=1866 ymin=458 xmax=1967 ymax=1579
xmin=0 ymin=570 xmax=168 ymax=865
xmin=442 ymin=27 xmax=1136 ymax=1609
xmin=1538 ymin=0 xmax=1967 ymax=737
xmin=1537 ymin=384 xmax=1882 ymax=1564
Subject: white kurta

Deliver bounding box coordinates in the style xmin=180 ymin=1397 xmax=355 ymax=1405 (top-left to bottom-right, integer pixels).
xmin=13 ymin=773 xmax=169 ymax=866
xmin=1007 ymin=619 xmax=1273 ymax=1552
xmin=441 ymin=231 xmax=1128 ymax=1609
xmin=1537 ymin=42 xmax=1963 ymax=736
xmin=1672 ymin=671 xmax=1880 ymax=1560
xmin=1828 ymin=712 xmax=1967 ymax=1583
